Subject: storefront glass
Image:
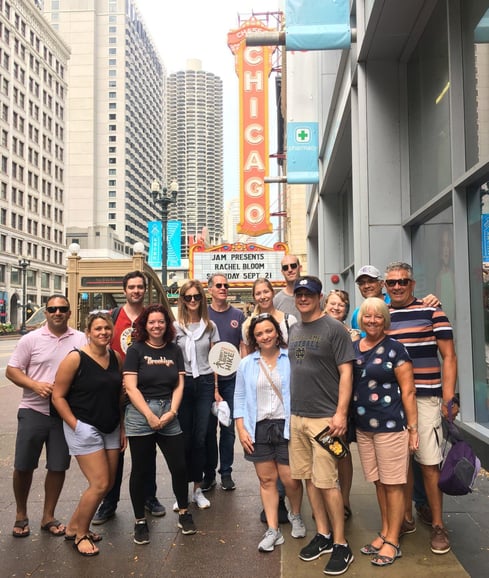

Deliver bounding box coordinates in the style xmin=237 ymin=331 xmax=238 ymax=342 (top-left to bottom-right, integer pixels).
xmin=468 ymin=181 xmax=489 ymax=427
xmin=411 ymin=208 xmax=455 ymax=331
xmin=407 ymin=1 xmax=450 ymax=213
xmin=462 ymin=0 xmax=489 ymax=169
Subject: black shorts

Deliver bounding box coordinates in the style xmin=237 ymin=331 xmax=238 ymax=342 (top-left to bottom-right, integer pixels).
xmin=244 ymin=419 xmax=290 ymax=465
xmin=15 ymin=408 xmax=70 ymax=472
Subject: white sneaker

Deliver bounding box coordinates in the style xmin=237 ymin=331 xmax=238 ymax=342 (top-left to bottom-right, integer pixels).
xmin=192 ymin=488 xmax=210 ymax=509
xmin=288 ymin=512 xmax=306 ymax=538
xmin=258 ymin=528 xmax=285 ymax=552
xmin=173 ymin=501 xmax=179 ymax=513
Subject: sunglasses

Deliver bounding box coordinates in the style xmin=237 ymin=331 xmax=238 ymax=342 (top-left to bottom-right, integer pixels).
xmin=282 ymin=262 xmax=299 ymax=271
xmin=183 ymin=293 xmax=203 ymax=303
xmin=385 ymin=279 xmax=412 ymax=287
xmin=250 ymin=313 xmax=273 ymax=324
xmin=214 ymin=283 xmax=229 ymax=289
xmin=46 ymin=305 xmax=69 ymax=313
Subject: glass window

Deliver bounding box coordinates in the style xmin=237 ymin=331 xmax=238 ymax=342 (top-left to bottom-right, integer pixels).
xmin=411 ymin=208 xmax=455 ymax=327
xmin=407 ymin=1 xmax=451 ymax=213
xmin=462 ymin=0 xmax=489 ymax=169
xmin=468 ymin=180 xmax=489 ymax=427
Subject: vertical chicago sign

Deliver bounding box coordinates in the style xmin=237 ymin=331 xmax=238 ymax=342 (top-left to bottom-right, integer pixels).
xmin=228 ymin=18 xmax=273 ymax=236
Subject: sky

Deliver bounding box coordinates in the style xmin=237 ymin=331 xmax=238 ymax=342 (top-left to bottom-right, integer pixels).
xmin=135 ymin=0 xmax=283 ymax=227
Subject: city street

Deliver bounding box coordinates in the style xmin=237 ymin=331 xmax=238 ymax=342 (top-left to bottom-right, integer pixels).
xmin=0 ymin=335 xmax=487 ymax=577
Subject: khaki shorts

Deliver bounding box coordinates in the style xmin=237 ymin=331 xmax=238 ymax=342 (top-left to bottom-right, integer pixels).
xmin=289 ymin=415 xmax=339 ymax=489
xmin=356 ymin=429 xmax=409 ymax=484
xmin=414 ymin=396 xmax=443 ymax=466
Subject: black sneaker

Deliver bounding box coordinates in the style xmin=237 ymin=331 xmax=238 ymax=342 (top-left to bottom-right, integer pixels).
xmin=221 ymin=475 xmax=236 ymax=491
xmin=144 ymin=497 xmax=166 ymax=517
xmin=299 ymin=533 xmax=333 ymax=561
xmin=201 ymin=477 xmax=217 ymax=492
xmin=178 ymin=512 xmax=197 ymax=535
xmin=323 ymin=543 xmax=354 ymax=575
xmin=92 ymin=501 xmax=116 ymax=525
xmin=133 ymin=520 xmax=150 ymax=545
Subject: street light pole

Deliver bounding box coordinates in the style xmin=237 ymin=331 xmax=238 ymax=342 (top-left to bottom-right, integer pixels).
xmin=18 ymin=256 xmax=31 ymax=333
xmin=151 ymin=179 xmax=179 ymax=291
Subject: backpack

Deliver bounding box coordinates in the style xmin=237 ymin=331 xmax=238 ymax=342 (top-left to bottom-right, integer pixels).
xmin=438 ymin=402 xmax=480 ymax=496
xmin=111 ymin=306 xmax=122 ymax=323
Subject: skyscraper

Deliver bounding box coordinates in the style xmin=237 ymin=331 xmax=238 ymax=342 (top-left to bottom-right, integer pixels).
xmin=167 ymin=59 xmax=223 ymax=258
xmin=42 ymin=0 xmax=165 ymax=256
xmin=0 ymin=0 xmax=70 ymax=323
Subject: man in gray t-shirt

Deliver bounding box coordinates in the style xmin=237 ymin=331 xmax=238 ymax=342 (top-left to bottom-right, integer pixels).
xmin=288 ymin=276 xmax=355 ymax=575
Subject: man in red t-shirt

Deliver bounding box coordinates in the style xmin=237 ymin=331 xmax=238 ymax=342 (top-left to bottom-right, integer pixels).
xmin=93 ymin=271 xmax=166 ymax=524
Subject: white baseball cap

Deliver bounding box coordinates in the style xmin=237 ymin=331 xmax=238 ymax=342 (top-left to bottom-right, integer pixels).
xmin=355 ymin=265 xmax=382 ymax=282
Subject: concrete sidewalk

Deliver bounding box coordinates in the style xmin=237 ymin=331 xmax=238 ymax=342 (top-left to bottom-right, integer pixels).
xmin=0 ymin=383 xmax=487 ymax=577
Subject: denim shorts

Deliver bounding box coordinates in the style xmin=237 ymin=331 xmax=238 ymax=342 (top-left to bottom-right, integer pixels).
xmin=63 ymin=420 xmax=121 ymax=456
xmin=125 ymin=399 xmax=182 ymax=437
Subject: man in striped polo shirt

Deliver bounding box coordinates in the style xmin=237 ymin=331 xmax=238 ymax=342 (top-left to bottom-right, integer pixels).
xmin=384 ymin=261 xmax=458 ymax=556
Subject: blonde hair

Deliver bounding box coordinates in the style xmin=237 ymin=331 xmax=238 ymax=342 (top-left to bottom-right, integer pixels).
xmin=358 ymin=297 xmax=391 ymax=331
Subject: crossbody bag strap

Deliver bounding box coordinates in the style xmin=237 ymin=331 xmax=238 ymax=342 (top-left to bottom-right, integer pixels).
xmin=258 ymin=358 xmax=284 ymax=406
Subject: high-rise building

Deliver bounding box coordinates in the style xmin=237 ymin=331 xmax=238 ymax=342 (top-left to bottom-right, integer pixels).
xmin=42 ymin=0 xmax=165 ymax=257
xmin=0 ymin=0 xmax=70 ymax=325
xmin=167 ymin=59 xmax=223 ymax=258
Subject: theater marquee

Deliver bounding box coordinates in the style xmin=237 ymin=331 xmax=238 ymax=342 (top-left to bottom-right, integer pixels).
xmin=190 ymin=241 xmax=288 ymax=287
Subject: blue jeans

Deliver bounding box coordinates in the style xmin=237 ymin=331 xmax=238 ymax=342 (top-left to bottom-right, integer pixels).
xmin=204 ymin=376 xmax=236 ymax=478
xmin=178 ymin=373 xmax=215 ymax=483
xmin=413 ymin=457 xmax=428 ymax=507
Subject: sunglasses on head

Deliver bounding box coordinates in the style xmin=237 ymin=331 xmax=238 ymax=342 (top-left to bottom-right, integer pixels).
xmin=250 ymin=313 xmax=273 ymax=324
xmin=183 ymin=293 xmax=203 ymax=303
xmin=385 ymin=278 xmax=412 ymax=287
xmin=282 ymin=262 xmax=299 ymax=271
xmin=214 ymin=283 xmax=229 ymax=289
xmin=46 ymin=305 xmax=69 ymax=314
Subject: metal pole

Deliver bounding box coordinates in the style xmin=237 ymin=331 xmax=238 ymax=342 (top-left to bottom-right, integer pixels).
xmin=18 ymin=259 xmax=30 ymax=333
xmin=161 ymin=201 xmax=169 ymax=291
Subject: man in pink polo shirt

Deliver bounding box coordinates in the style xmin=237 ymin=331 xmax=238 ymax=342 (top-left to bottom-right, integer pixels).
xmin=6 ymin=294 xmax=86 ymax=538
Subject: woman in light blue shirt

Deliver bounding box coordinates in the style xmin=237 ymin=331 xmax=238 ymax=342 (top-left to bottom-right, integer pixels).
xmin=234 ymin=313 xmax=304 ymax=553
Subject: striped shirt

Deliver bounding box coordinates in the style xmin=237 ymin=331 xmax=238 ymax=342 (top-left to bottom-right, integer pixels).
xmin=386 ymin=298 xmax=453 ymax=398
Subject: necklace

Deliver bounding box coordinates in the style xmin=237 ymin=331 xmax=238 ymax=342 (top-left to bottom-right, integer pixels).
xmin=146 ymin=340 xmax=165 ymax=348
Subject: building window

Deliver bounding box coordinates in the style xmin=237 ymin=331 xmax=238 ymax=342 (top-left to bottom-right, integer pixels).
xmin=407 ymin=1 xmax=450 ymax=213
xmin=469 ymin=182 xmax=489 ymax=427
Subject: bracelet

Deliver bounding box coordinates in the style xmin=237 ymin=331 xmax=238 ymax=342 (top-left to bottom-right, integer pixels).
xmin=407 ymin=424 xmax=418 ymax=431
xmin=169 ymin=409 xmax=177 ymax=417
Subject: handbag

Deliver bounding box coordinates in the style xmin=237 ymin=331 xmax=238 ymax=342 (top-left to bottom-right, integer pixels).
xmin=438 ymin=401 xmax=480 ymax=496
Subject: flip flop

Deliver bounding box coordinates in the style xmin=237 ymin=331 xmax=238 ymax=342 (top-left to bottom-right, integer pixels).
xmin=13 ymin=518 xmax=30 ymax=538
xmin=73 ymin=534 xmax=99 ymax=557
xmin=41 ymin=519 xmax=66 ymax=536
xmin=65 ymin=530 xmax=102 ymax=543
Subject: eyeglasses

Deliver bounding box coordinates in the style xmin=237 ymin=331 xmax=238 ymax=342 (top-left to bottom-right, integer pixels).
xmin=183 ymin=293 xmax=203 ymax=303
xmin=46 ymin=305 xmax=69 ymax=314
xmin=295 ymin=291 xmax=315 ymax=298
xmin=282 ymin=262 xmax=299 ymax=271
xmin=214 ymin=283 xmax=229 ymax=289
xmin=356 ymin=278 xmax=379 ymax=286
xmin=385 ymin=278 xmax=412 ymax=287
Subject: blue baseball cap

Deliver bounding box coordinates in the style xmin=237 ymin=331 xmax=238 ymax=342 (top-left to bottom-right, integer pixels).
xmin=293 ymin=277 xmax=322 ymax=294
